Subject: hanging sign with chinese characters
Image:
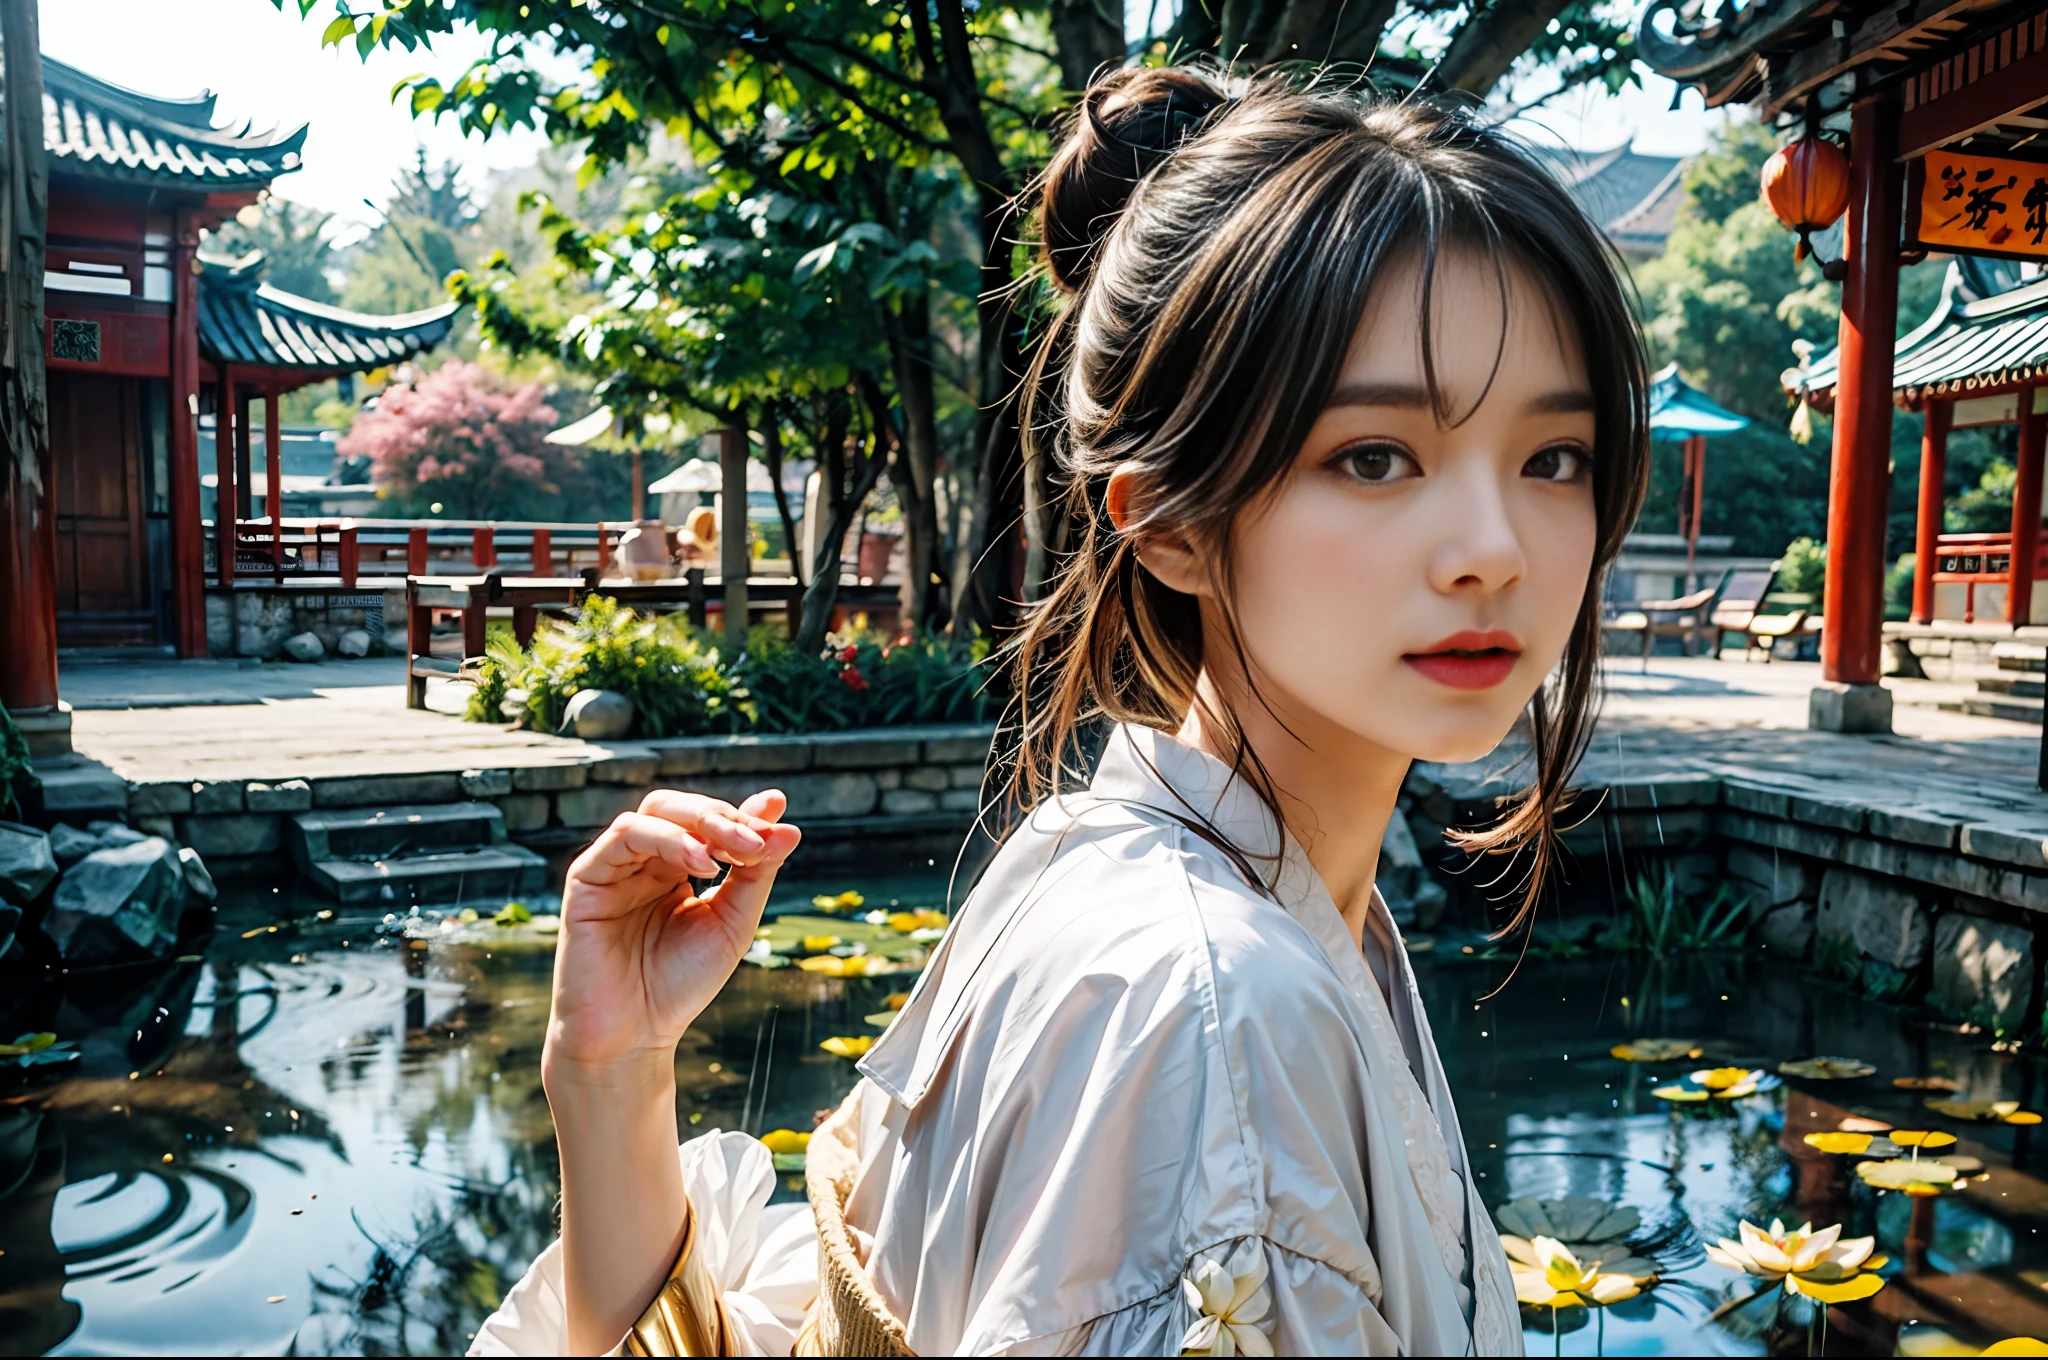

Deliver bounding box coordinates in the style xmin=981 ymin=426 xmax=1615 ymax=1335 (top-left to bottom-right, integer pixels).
xmin=1909 ymin=149 xmax=2048 ymax=261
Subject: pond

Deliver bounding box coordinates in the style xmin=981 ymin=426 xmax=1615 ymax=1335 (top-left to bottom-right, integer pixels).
xmin=4 ymin=879 xmax=2045 ymax=1356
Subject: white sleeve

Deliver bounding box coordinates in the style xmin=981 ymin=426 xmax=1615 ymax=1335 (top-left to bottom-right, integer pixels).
xmin=467 ymin=1131 xmax=819 ymax=1357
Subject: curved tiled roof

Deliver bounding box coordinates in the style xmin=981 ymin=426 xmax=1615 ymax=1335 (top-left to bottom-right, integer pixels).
xmin=1788 ymin=260 xmax=2048 ymax=408
xmin=43 ymin=57 xmax=305 ymax=190
xmin=198 ymin=251 xmax=457 ymax=374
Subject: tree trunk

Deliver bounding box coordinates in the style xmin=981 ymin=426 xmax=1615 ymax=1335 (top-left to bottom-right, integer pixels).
xmin=758 ymin=404 xmax=806 ymax=637
xmin=0 ymin=0 xmax=52 ymax=713
xmin=719 ymin=423 xmax=749 ymax=648
xmin=881 ymin=307 xmax=947 ymax=633
xmin=794 ymin=401 xmax=887 ymax=656
xmin=1049 ymin=0 xmax=1126 ymax=92
xmin=1434 ymin=0 xmax=1577 ymax=97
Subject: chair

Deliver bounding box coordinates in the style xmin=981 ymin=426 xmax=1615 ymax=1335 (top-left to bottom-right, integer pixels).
xmin=1602 ymin=586 xmax=1717 ymax=669
xmin=1709 ymin=569 xmax=1777 ymax=658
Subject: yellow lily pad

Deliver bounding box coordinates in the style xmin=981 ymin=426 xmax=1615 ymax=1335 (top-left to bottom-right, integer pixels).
xmin=882 ymin=992 xmax=911 ymax=1012
xmin=1609 ymin=1038 xmax=1701 ymax=1063
xmin=801 ymin=934 xmax=842 ymax=953
xmin=811 ymin=891 xmax=865 ymax=913
xmin=819 ymin=1035 xmax=873 ymax=1059
xmin=797 ymin=955 xmax=900 ymax=978
xmin=864 ymin=1012 xmax=898 ymax=1028
xmin=1982 ymin=1340 xmax=2048 ymax=1356
xmin=1788 ymin=1271 xmax=1887 ymax=1304
xmin=1652 ymin=1084 xmax=1709 ymax=1102
xmin=1894 ymin=1075 xmax=1961 ymax=1091
xmin=1802 ymin=1131 xmax=1875 ymax=1155
xmin=1891 ymin=1130 xmax=1959 ymax=1149
xmin=760 ymin=1128 xmax=811 ymax=1155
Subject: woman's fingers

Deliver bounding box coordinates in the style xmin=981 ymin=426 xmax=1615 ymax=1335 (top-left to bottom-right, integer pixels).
xmin=637 ymin=789 xmax=769 ymax=864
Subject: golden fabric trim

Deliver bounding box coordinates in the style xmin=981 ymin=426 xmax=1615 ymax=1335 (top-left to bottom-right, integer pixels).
xmin=612 ymin=1200 xmax=734 ymax=1357
xmin=793 ymin=1092 xmax=916 ymax=1358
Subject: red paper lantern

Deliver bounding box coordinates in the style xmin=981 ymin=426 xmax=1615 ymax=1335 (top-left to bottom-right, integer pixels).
xmin=1761 ymin=137 xmax=1851 ymax=261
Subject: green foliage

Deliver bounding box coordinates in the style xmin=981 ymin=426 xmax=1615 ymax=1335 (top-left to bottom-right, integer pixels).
xmin=468 ymin=598 xmax=993 ymax=737
xmin=1614 ymin=864 xmax=1750 ymax=956
xmin=1775 ymin=536 xmax=1827 ymax=597
xmin=1950 ymin=457 xmax=2019 ymax=533
xmin=1885 ymin=553 xmax=1916 ymax=621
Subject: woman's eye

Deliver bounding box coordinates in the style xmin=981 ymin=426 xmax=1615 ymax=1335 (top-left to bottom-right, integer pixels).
xmin=1524 ymin=444 xmax=1588 ymax=482
xmin=1337 ymin=442 xmax=1420 ymax=484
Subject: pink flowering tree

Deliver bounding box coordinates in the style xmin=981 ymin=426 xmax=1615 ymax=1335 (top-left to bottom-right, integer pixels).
xmin=339 ymin=361 xmax=571 ymax=519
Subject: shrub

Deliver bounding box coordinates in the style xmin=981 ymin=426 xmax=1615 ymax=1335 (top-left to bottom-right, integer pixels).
xmin=1775 ymin=536 xmax=1827 ymax=597
xmin=468 ymin=600 xmax=992 ymax=737
xmin=338 ymin=361 xmax=571 ymax=519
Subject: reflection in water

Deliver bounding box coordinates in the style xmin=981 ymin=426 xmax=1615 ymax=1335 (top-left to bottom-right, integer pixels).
xmin=4 ymin=888 xmax=2048 ymax=1354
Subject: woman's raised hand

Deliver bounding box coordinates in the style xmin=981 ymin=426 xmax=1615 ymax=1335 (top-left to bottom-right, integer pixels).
xmin=546 ymin=788 xmax=802 ymax=1073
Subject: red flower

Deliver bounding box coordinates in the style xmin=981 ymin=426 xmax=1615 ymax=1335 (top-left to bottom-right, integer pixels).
xmin=839 ymin=665 xmax=869 ymax=693
xmin=838 ymin=644 xmax=859 ymax=663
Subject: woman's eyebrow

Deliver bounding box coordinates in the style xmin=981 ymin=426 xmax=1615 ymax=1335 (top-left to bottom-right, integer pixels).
xmin=1323 ymin=382 xmax=1596 ymax=414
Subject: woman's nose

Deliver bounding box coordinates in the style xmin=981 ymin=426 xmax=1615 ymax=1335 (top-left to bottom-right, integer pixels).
xmin=1425 ymin=466 xmax=1527 ymax=596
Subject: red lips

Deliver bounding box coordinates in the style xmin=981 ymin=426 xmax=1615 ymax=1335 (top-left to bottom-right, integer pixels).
xmin=1403 ymin=629 xmax=1523 ymax=690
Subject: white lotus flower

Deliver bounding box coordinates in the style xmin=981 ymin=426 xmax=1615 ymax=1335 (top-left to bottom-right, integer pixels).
xmin=1179 ymin=1238 xmax=1274 ymax=1357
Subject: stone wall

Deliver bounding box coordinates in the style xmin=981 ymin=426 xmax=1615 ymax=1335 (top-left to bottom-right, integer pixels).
xmin=1407 ymin=761 xmax=2048 ymax=1040
xmin=204 ymin=588 xmax=406 ymax=660
xmin=122 ymin=723 xmax=999 ymax=880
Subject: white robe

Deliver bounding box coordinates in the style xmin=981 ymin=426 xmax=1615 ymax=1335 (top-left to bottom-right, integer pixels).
xmin=474 ymin=724 xmax=1524 ymax=1356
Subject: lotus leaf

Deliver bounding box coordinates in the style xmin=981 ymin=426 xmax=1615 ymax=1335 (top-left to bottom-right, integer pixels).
xmin=1857 ymin=1159 xmax=1958 ymax=1193
xmin=0 ymin=1032 xmax=56 ymax=1056
xmin=1779 ymin=1056 xmax=1876 ymax=1080
xmin=1609 ymin=1038 xmax=1701 ymax=1063
xmin=1894 ymin=1076 xmax=1961 ymax=1091
xmin=493 ymin=902 xmax=532 ymax=926
xmin=756 ymin=915 xmax=926 ymax=962
xmin=1926 ymin=1099 xmax=2042 ymax=1124
xmin=865 ymin=1011 xmax=898 ymax=1028
xmin=771 ymin=1153 xmax=807 ymax=1172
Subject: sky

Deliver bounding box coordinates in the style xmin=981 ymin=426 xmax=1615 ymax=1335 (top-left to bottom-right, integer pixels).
xmin=46 ymin=0 xmax=1730 ymax=240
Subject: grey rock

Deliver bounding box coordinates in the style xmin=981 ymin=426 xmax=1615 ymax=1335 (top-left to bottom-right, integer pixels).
xmin=1758 ymin=901 xmax=1815 ymax=958
xmin=335 ymin=628 xmax=372 ymax=659
xmin=1930 ymin=913 xmax=2034 ymax=1033
xmin=128 ymin=781 xmax=194 ymax=817
xmin=0 ymin=822 xmax=59 ymax=905
xmin=179 ymin=846 xmax=217 ymax=905
xmin=459 ymin=768 xmax=514 ymax=799
xmin=513 ymin=764 xmax=587 ymax=792
xmin=881 ymin=787 xmax=939 ymax=815
xmin=47 ymin=823 xmax=102 ymax=865
xmin=41 ymin=837 xmax=190 ymax=964
xmin=245 ymin=779 xmax=313 ymax=813
xmin=1817 ymin=867 xmax=1931 ymax=972
xmin=1726 ymin=845 xmax=1812 ymax=910
xmin=192 ymin=781 xmax=244 ymax=814
xmin=563 ymin=689 xmax=633 ymax=740
xmin=554 ymin=784 xmax=643 ymax=828
xmin=495 ymin=793 xmax=552 ymax=834
xmin=179 ymin=814 xmax=284 ymax=859
xmin=87 ymin=820 xmax=147 ymax=849
xmin=282 ymin=631 xmax=326 ymax=663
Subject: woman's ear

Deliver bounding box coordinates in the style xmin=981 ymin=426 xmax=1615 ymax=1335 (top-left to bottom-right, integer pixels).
xmin=1106 ymin=465 xmax=1208 ymax=596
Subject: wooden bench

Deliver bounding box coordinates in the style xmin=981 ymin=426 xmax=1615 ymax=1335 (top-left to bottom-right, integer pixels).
xmin=1602 ymin=586 xmax=1716 ymax=668
xmin=1708 ymin=569 xmax=1779 ymax=658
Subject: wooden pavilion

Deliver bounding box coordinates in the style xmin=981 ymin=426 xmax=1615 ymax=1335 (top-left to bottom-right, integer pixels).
xmin=1792 ymin=258 xmax=2048 ymax=627
xmin=0 ymin=52 xmax=454 ymax=728
xmin=1641 ymin=0 xmax=2048 ymax=734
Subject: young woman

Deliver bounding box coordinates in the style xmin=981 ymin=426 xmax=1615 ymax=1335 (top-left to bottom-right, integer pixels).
xmin=476 ymin=65 xmax=1647 ymax=1358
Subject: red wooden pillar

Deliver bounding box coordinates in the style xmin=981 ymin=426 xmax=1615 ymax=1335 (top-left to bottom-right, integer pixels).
xmin=168 ymin=210 xmax=206 ymax=656
xmin=264 ymin=380 xmax=282 ymax=519
xmin=0 ymin=401 xmax=57 ymax=712
xmin=2010 ymin=387 xmax=2046 ymax=625
xmin=215 ymin=364 xmax=237 ymax=588
xmin=1911 ymin=400 xmax=1951 ymax=624
xmin=1814 ymin=94 xmax=1902 ymax=733
xmin=531 ymin=527 xmax=552 ymax=577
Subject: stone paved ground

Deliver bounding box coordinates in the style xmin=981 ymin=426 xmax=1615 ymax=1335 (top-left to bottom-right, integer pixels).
xmin=58 ymin=653 xmax=2045 ymax=830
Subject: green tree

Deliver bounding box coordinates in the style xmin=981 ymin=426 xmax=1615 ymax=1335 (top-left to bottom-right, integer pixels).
xmin=205 ymin=197 xmax=338 ymax=303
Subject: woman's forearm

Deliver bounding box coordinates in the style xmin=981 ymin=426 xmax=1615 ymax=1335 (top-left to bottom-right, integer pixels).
xmin=545 ymin=1049 xmax=688 ymax=1355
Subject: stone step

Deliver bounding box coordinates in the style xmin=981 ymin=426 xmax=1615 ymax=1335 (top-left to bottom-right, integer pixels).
xmin=1994 ymin=639 xmax=2048 ymax=672
xmin=1978 ymin=673 xmax=2047 ymax=698
xmin=289 ymin=802 xmax=506 ymax=870
xmin=1964 ymin=693 xmax=2045 ymax=725
xmin=304 ymin=844 xmax=548 ymax=904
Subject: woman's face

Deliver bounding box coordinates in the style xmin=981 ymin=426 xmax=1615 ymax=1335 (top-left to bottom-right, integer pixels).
xmin=1168 ymin=248 xmax=1601 ymax=765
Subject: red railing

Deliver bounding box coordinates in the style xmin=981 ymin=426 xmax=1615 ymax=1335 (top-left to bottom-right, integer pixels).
xmin=206 ymin=518 xmax=639 ymax=589
xmin=1930 ymin=531 xmax=2048 ymax=623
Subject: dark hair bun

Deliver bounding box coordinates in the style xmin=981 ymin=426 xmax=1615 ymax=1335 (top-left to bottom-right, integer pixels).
xmin=1039 ymin=68 xmax=1231 ymax=293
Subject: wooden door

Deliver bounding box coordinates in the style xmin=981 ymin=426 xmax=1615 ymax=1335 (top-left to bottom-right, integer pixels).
xmin=51 ymin=371 xmax=153 ymax=646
